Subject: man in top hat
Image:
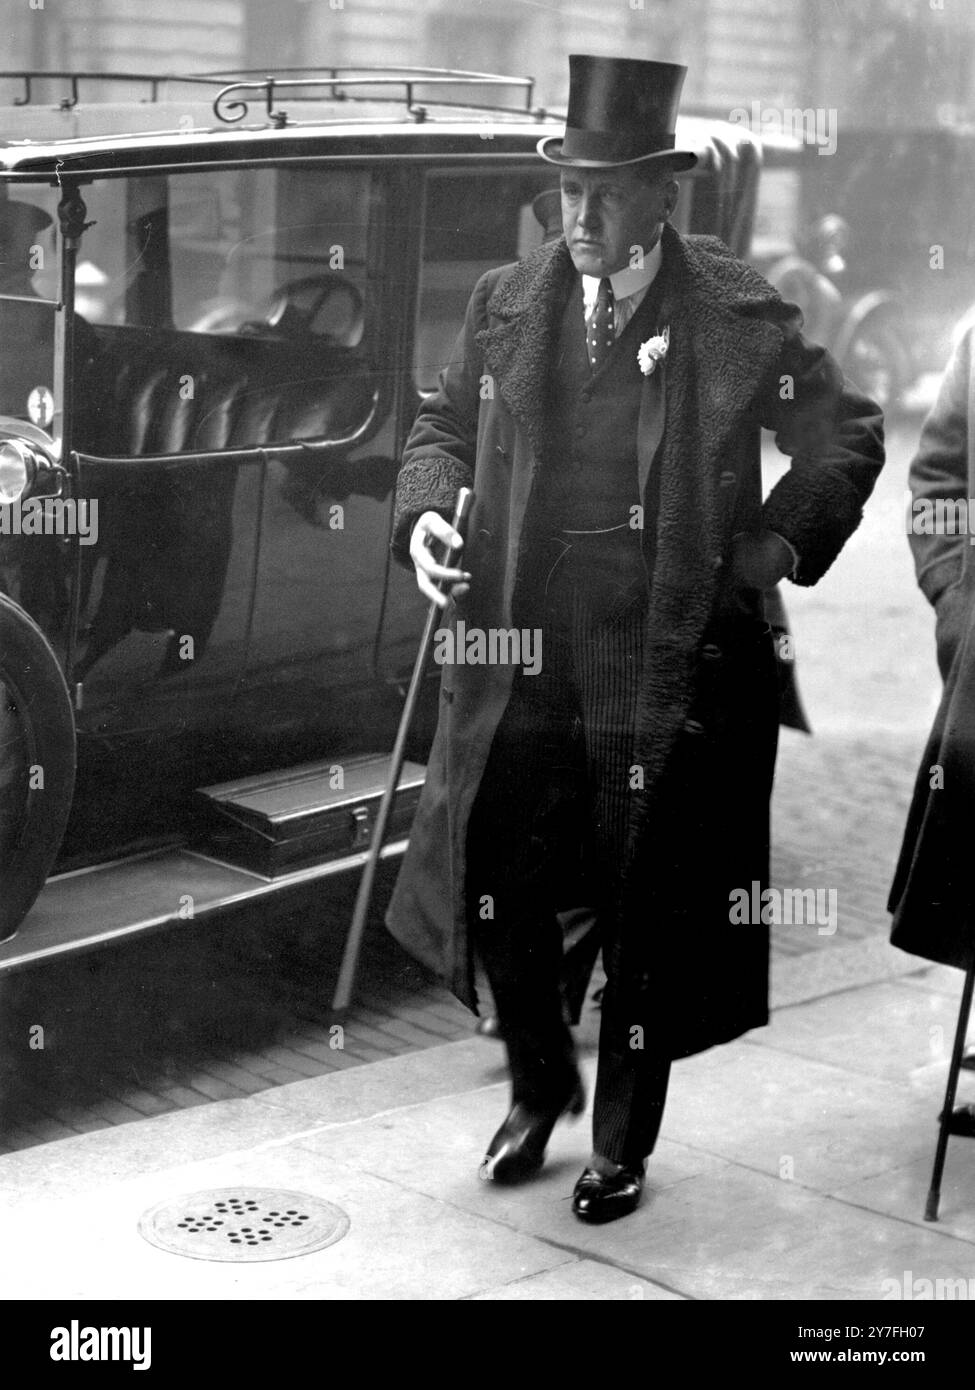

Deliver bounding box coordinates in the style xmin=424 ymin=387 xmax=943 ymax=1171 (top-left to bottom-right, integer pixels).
xmin=386 ymin=55 xmax=885 ymax=1223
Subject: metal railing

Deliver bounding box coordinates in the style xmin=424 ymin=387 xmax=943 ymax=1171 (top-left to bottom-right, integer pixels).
xmin=0 ymin=67 xmax=551 ymax=126
xmin=0 ymin=70 xmax=225 ymax=109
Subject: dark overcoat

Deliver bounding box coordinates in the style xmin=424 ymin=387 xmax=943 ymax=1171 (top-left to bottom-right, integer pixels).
xmin=890 ymin=325 xmax=975 ymax=970
xmin=388 ymin=223 xmax=884 ymax=1058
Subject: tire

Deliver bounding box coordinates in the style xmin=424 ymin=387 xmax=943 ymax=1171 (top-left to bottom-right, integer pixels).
xmin=839 ymin=314 xmax=911 ymax=416
xmin=0 ymin=595 xmax=76 ymax=942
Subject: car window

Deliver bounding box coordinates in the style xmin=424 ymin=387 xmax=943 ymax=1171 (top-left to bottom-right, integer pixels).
xmin=78 ymin=166 xmax=373 ymax=337
xmin=751 ymin=164 xmax=803 ymax=266
xmin=0 ymin=187 xmax=61 ymax=433
xmin=74 ymin=166 xmax=380 ymax=457
xmin=414 ymin=168 xmax=560 ymax=392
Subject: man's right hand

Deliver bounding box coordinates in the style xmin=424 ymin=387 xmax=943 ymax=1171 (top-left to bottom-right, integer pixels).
xmin=409 ymin=511 xmax=471 ymax=609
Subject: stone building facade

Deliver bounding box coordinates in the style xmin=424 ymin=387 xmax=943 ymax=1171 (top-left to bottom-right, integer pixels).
xmin=5 ymin=0 xmax=972 ymax=127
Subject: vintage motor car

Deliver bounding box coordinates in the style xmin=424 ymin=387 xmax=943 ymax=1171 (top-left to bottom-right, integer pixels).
xmin=0 ymin=67 xmax=802 ymax=973
xmin=746 ymin=123 xmax=975 ymax=414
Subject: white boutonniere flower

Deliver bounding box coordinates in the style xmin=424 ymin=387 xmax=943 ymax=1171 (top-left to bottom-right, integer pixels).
xmin=637 ymin=325 xmax=670 ymax=376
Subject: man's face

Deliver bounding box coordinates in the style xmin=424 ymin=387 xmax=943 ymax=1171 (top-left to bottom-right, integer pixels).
xmin=560 ymin=166 xmax=679 ymax=277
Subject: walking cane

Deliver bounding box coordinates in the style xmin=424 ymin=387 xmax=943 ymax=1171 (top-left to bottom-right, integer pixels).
xmin=924 ymin=957 xmax=975 ymax=1221
xmin=331 ymin=487 xmax=475 ymax=1013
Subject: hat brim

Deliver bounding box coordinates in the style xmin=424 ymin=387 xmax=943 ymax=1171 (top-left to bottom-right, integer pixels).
xmin=537 ymin=135 xmax=697 ymax=172
xmin=0 ymin=202 xmax=53 ymax=238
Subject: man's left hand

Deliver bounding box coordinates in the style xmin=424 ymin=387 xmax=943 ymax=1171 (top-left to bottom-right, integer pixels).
xmin=728 ymin=529 xmax=796 ymax=590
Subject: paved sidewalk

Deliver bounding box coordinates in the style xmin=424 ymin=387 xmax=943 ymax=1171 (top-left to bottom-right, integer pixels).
xmin=6 ymin=721 xmax=973 ymax=1301
xmin=0 ymin=722 xmax=927 ymax=1150
xmin=1 ymin=932 xmax=973 ymax=1300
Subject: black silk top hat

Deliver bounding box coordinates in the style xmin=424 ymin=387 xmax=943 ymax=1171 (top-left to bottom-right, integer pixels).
xmin=538 ymin=55 xmax=697 ymax=171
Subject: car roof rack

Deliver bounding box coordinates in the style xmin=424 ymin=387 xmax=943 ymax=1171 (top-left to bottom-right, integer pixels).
xmin=205 ymin=69 xmax=548 ymax=126
xmin=0 ymin=67 xmax=552 ymax=126
xmin=0 ymin=70 xmax=224 ymax=109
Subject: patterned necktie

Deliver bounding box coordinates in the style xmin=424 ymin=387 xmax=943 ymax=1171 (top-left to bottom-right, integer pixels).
xmin=587 ymin=277 xmax=615 ymax=373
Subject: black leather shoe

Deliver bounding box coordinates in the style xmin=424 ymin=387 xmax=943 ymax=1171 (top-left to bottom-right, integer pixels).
xmin=479 ymin=1079 xmax=585 ymax=1185
xmin=572 ymin=1163 xmax=646 ymax=1223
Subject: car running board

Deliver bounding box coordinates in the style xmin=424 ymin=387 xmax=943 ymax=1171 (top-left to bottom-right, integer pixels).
xmin=0 ymin=836 xmax=411 ymax=974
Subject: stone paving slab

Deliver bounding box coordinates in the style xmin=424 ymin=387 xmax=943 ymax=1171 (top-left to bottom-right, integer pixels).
xmin=771 ymin=934 xmax=923 ymax=1009
xmin=0 ymin=1144 xmax=580 ymax=1302
xmin=665 ymin=1038 xmax=936 ymax=1195
xmin=899 ymin=962 xmax=971 ymax=995
xmin=592 ymin=1162 xmax=975 ymax=1302
xmin=469 ymin=1261 xmax=685 ymax=1300
xmin=834 ymin=1150 xmax=975 ymax=1245
xmin=758 ymin=981 xmax=974 ymax=1086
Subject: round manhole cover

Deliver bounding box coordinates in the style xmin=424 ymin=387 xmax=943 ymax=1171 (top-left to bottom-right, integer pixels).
xmin=138 ymin=1187 xmax=350 ymax=1263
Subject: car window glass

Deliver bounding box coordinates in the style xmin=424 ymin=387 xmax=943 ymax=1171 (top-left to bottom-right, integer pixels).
xmin=751 ymin=165 xmax=802 ymax=265
xmin=414 ymin=169 xmax=560 ymax=393
xmin=78 ymin=167 xmax=372 ymax=339
xmin=0 ymin=188 xmax=60 ymax=433
xmin=74 ymin=167 xmax=379 ymax=456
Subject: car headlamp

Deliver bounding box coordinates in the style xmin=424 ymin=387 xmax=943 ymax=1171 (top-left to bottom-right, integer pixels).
xmin=0 ymin=439 xmax=38 ymax=505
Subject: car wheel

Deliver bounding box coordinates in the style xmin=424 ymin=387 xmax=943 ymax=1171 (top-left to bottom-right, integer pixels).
xmin=265 ymin=274 xmax=366 ymax=346
xmin=840 ymin=316 xmax=911 ymax=415
xmin=0 ymin=595 xmax=76 ymax=942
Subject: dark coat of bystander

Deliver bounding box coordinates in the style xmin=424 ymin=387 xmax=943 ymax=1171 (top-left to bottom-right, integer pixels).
xmin=891 ymin=324 xmax=975 ymax=971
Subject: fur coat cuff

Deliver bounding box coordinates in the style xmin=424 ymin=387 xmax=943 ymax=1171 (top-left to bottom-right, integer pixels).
xmin=762 ymin=463 xmax=864 ymax=585
xmin=391 ymin=454 xmax=474 ymax=566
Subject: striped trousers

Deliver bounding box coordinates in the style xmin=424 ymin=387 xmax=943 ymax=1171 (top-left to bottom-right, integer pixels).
xmin=467 ymin=574 xmax=671 ymax=1165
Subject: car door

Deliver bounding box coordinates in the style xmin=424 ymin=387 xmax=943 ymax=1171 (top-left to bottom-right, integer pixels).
xmin=224 ymin=161 xmax=403 ymax=766
xmin=65 ymin=170 xmax=260 ymax=740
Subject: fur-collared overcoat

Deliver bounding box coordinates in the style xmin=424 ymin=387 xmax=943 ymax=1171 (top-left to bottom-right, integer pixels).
xmin=890 ymin=325 xmax=975 ymax=971
xmin=387 ymin=224 xmax=884 ymax=1058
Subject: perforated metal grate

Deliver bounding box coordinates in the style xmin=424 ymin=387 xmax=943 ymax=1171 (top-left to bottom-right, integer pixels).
xmin=138 ymin=1187 xmax=350 ymax=1262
